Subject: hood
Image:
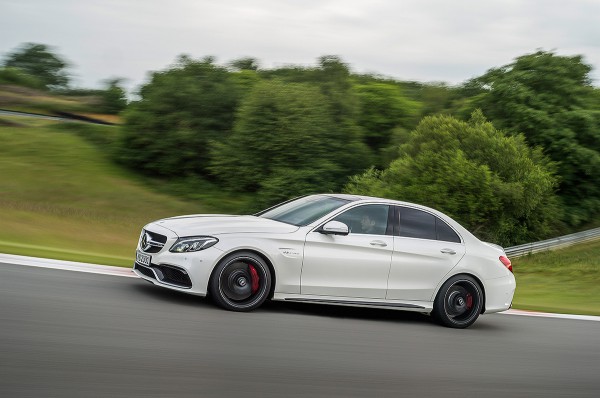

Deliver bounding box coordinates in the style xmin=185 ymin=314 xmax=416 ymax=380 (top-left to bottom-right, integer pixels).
xmin=151 ymin=214 xmax=299 ymax=237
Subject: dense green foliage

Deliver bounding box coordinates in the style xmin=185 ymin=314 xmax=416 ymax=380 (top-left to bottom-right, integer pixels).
xmin=0 ymin=67 xmax=45 ymax=89
xmin=355 ymin=81 xmax=420 ymax=165
xmin=257 ymin=56 xmax=374 ymax=166
xmin=229 ymin=57 xmax=260 ymax=71
xmin=468 ymin=51 xmax=600 ymax=226
xmin=99 ymin=78 xmax=128 ymax=114
xmin=211 ymin=80 xmax=368 ymax=207
xmin=2 ymin=43 xmax=70 ymax=89
xmin=118 ymin=56 xmax=243 ymax=176
xmin=4 ymin=41 xmax=599 ymax=244
xmin=112 ymin=50 xmax=599 ymax=242
xmin=345 ymin=111 xmax=559 ymax=245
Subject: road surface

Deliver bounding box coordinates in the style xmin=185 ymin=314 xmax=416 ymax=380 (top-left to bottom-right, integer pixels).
xmin=1 ymin=262 xmax=598 ymax=397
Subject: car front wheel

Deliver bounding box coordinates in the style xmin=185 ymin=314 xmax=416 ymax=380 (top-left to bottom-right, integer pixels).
xmin=432 ymin=275 xmax=483 ymax=328
xmin=209 ymin=252 xmax=272 ymax=312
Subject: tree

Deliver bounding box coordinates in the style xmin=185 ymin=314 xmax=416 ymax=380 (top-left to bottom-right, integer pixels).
xmin=99 ymin=78 xmax=127 ymax=114
xmin=468 ymin=50 xmax=600 ymax=225
xmin=229 ymin=57 xmax=259 ymax=71
xmin=2 ymin=43 xmax=69 ymax=89
xmin=118 ymin=56 xmax=242 ymax=176
xmin=354 ymin=81 xmax=420 ymax=164
xmin=258 ymin=56 xmax=373 ymax=173
xmin=0 ymin=67 xmax=44 ymax=89
xmin=310 ymin=56 xmax=372 ymax=176
xmin=345 ymin=111 xmax=559 ymax=246
xmin=210 ymin=80 xmax=365 ymax=208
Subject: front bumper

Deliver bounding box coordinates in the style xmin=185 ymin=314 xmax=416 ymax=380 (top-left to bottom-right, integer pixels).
xmin=133 ymin=225 xmax=224 ymax=296
xmin=134 ymin=261 xmax=192 ymax=289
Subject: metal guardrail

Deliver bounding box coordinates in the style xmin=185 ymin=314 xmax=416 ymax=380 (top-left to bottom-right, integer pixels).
xmin=505 ymin=227 xmax=600 ymax=257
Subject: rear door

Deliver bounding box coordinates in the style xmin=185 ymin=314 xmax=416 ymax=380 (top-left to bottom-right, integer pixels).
xmin=387 ymin=206 xmax=465 ymax=301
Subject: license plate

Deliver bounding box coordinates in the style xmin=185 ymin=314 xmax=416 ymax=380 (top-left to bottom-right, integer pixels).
xmin=136 ymin=251 xmax=151 ymax=266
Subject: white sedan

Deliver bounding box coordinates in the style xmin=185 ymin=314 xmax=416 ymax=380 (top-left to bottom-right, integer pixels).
xmin=133 ymin=194 xmax=515 ymax=328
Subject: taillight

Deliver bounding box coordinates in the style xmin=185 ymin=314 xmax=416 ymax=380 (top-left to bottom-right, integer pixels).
xmin=499 ymin=255 xmax=513 ymax=273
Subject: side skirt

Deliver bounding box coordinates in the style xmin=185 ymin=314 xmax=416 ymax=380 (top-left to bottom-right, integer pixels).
xmin=273 ymin=294 xmax=432 ymax=313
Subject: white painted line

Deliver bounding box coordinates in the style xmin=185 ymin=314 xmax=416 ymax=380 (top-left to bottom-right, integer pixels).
xmin=0 ymin=253 xmax=136 ymax=278
xmin=2 ymin=252 xmax=600 ymax=322
xmin=500 ymin=309 xmax=600 ymax=322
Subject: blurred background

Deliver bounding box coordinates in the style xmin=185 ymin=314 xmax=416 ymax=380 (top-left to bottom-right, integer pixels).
xmin=0 ymin=0 xmax=599 ymax=314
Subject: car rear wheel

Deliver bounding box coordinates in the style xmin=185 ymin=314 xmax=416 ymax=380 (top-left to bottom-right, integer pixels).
xmin=209 ymin=252 xmax=272 ymax=312
xmin=432 ymin=275 xmax=483 ymax=328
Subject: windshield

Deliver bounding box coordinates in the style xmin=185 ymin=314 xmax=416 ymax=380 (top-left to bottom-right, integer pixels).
xmin=257 ymin=195 xmax=351 ymax=226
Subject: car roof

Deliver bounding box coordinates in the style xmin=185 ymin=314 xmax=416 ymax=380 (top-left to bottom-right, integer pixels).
xmin=319 ymin=193 xmax=438 ymax=211
xmin=320 ymin=193 xmax=403 ymax=204
xmin=320 ymin=193 xmax=369 ymax=201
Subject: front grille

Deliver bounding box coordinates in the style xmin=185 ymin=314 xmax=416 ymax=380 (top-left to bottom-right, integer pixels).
xmin=140 ymin=230 xmax=168 ymax=253
xmin=134 ymin=262 xmax=192 ymax=289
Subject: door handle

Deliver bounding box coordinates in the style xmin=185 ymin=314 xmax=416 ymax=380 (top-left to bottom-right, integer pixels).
xmin=440 ymin=248 xmax=456 ymax=255
xmin=370 ymin=240 xmax=388 ymax=247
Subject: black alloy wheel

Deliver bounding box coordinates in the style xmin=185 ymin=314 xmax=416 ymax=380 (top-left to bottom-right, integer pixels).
xmin=432 ymin=275 xmax=483 ymax=328
xmin=209 ymin=252 xmax=272 ymax=311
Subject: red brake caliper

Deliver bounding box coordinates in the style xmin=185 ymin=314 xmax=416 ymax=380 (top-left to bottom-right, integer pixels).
xmin=248 ymin=264 xmax=260 ymax=294
xmin=466 ymin=293 xmax=473 ymax=310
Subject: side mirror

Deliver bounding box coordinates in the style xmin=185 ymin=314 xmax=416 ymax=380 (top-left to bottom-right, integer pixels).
xmin=319 ymin=221 xmax=349 ymax=236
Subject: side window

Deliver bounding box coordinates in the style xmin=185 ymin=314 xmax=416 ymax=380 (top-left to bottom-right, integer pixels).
xmin=436 ymin=218 xmax=461 ymax=243
xmin=398 ymin=207 xmax=461 ymax=243
xmin=332 ymin=205 xmax=390 ymax=236
xmin=398 ymin=207 xmax=436 ymax=240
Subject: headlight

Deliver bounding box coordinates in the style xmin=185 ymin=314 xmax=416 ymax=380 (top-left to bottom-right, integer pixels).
xmin=169 ymin=236 xmax=218 ymax=253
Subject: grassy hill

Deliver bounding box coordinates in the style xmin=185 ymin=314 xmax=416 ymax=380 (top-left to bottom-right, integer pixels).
xmin=512 ymin=240 xmax=600 ymax=315
xmin=0 ymin=116 xmax=216 ymax=266
xmin=0 ymin=84 xmax=121 ymax=124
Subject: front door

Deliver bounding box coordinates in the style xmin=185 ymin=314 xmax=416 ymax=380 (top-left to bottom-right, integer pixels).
xmin=301 ymin=204 xmax=393 ymax=299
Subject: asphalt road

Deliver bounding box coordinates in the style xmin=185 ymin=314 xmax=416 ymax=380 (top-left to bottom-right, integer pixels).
xmin=1 ymin=263 xmax=598 ymax=398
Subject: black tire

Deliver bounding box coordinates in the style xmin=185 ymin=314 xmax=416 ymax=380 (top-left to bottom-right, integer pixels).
xmin=432 ymin=275 xmax=483 ymax=328
xmin=209 ymin=251 xmax=272 ymax=312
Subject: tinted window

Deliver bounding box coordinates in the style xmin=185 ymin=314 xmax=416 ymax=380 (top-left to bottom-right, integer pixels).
xmin=436 ymin=218 xmax=461 ymax=243
xmin=398 ymin=207 xmax=462 ymax=243
xmin=332 ymin=205 xmax=390 ymax=235
xmin=399 ymin=207 xmax=436 ymax=240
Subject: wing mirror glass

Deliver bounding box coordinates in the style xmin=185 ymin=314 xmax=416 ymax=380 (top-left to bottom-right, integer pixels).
xmin=320 ymin=221 xmax=349 ymax=236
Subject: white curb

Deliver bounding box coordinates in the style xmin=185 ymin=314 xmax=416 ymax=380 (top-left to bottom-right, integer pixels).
xmin=0 ymin=253 xmax=136 ymax=278
xmin=500 ymin=308 xmax=600 ymax=322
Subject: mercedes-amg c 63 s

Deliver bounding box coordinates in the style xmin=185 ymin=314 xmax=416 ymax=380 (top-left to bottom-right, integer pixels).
xmin=133 ymin=194 xmax=515 ymax=328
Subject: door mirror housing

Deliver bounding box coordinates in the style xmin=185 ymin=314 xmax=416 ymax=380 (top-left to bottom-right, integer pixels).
xmin=319 ymin=221 xmax=349 ymax=236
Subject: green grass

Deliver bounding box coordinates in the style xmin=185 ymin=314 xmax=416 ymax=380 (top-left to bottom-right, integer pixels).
xmin=512 ymin=239 xmax=600 ymax=315
xmin=0 ymin=117 xmax=217 ymax=266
